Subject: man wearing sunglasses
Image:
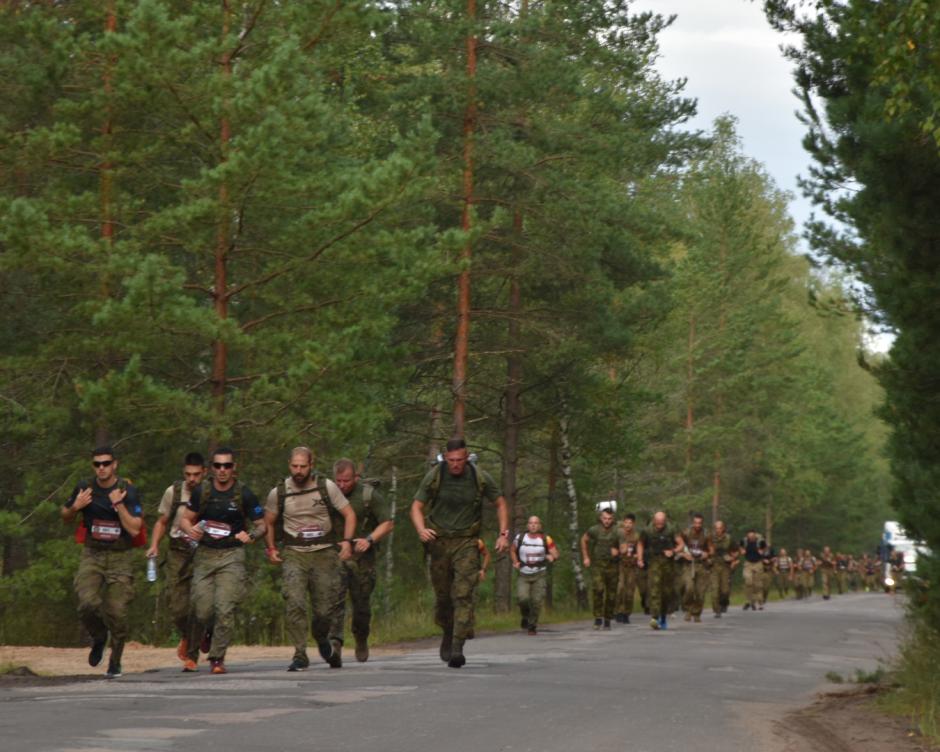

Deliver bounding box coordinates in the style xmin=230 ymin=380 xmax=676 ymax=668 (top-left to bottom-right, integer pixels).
xmin=61 ymin=446 xmax=143 ymax=678
xmin=180 ymin=447 xmax=265 ymax=674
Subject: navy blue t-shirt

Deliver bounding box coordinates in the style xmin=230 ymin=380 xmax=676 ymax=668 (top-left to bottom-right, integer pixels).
xmin=740 ymin=538 xmax=765 ymax=563
xmin=187 ymin=481 xmax=263 ymax=549
xmin=66 ymin=478 xmax=142 ymax=550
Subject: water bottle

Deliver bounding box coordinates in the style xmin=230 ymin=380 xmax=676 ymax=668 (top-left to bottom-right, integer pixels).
xmin=189 ymin=520 xmax=206 ymax=549
xmin=146 ymin=556 xmax=158 ymax=582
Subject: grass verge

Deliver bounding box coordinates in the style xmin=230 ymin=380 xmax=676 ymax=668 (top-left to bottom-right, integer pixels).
xmin=878 ymin=617 xmax=940 ymax=742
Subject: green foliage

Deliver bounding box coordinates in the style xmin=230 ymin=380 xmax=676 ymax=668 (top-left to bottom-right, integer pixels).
xmin=764 ymin=0 xmax=940 ymax=622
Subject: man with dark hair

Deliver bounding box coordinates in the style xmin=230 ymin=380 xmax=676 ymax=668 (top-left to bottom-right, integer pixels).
xmin=61 ymin=446 xmax=143 ymax=678
xmin=331 ymin=458 xmax=393 ymax=662
xmin=581 ymin=508 xmax=624 ymax=630
xmin=264 ymin=447 xmax=355 ymax=672
xmin=678 ymin=512 xmax=711 ymax=623
xmin=615 ymin=513 xmax=640 ymax=624
xmin=181 ymin=447 xmax=265 ymax=674
xmin=410 ymin=438 xmax=510 ymax=668
xmin=147 ymin=452 xmax=206 ymax=671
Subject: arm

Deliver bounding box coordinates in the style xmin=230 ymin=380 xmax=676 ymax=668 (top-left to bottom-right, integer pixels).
xmin=146 ymin=515 xmax=170 ymax=558
xmin=636 ymin=539 xmax=645 ymax=569
xmin=493 ymin=495 xmax=510 ymax=553
xmin=179 ymin=508 xmax=201 ymax=540
xmin=410 ymin=499 xmax=437 ymax=543
xmin=667 ymin=532 xmax=684 ymax=559
xmin=61 ymin=487 xmax=92 ymax=523
xmin=110 ymin=486 xmax=142 ymax=536
xmin=264 ymin=510 xmax=282 ymax=563
xmin=354 ymin=519 xmax=394 ymax=554
xmin=479 ymin=543 xmax=491 ymax=580
xmin=336 ymin=504 xmax=356 ymax=560
xmin=581 ymin=532 xmax=592 ymax=568
xmin=510 ymin=537 xmax=521 ymax=569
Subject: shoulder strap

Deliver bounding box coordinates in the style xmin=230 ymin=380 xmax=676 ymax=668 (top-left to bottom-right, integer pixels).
xmin=168 ymin=480 xmax=184 ymax=522
xmin=362 ymin=481 xmax=373 ymax=505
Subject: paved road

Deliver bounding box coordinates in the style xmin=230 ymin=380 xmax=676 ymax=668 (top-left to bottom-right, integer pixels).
xmin=0 ymin=593 xmax=902 ymax=752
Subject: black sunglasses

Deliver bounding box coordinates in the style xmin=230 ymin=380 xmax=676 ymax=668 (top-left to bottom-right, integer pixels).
xmin=212 ymin=462 xmax=235 ymax=469
xmin=92 ymin=460 xmax=114 ymax=468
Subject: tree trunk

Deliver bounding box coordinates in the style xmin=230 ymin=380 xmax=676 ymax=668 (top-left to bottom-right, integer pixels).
xmin=685 ymin=312 xmax=695 ymax=480
xmin=545 ymin=424 xmax=558 ymax=609
xmin=211 ymin=3 xmax=233 ymax=425
xmin=495 ymin=209 xmax=525 ymax=612
xmin=384 ymin=466 xmax=397 ymax=615
xmin=559 ymin=397 xmax=588 ymax=609
xmin=452 ymin=0 xmax=478 ymax=438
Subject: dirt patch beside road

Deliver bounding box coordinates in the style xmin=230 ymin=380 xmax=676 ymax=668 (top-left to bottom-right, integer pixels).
xmin=773 ymin=686 xmax=937 ymax=752
xmin=0 ymin=641 xmax=408 ymax=684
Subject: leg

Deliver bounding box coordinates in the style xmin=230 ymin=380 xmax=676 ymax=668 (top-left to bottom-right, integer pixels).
xmin=100 ymin=550 xmax=135 ymax=666
xmin=166 ymin=547 xmax=195 ymax=638
xmin=74 ymin=549 xmax=108 ymax=644
xmin=602 ymin=562 xmax=618 ymax=621
xmin=428 ymin=540 xmax=455 ymax=638
xmin=621 ymin=567 xmax=637 ymax=617
xmin=309 ymin=548 xmax=342 ymax=646
xmin=517 ymin=573 xmax=533 ymax=625
xmin=329 ymin=557 xmax=350 ymax=647
xmin=591 ymin=567 xmax=606 ymax=620
xmin=347 ymin=556 xmax=377 ymax=643
xmin=282 ymin=549 xmax=312 ymax=666
xmin=450 ymin=539 xmax=481 ymax=644
xmin=528 ymin=572 xmax=546 ymax=629
xmin=207 ymin=548 xmax=245 ymax=661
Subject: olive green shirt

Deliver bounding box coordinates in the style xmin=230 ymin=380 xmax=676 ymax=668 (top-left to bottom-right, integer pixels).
xmin=585 ymin=523 xmax=625 ymax=564
xmin=347 ymin=481 xmax=391 ymax=540
xmin=414 ymin=464 xmax=499 ymax=534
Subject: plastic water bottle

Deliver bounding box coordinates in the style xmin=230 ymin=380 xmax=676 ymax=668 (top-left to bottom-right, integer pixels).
xmin=146 ymin=556 xmax=158 ymax=582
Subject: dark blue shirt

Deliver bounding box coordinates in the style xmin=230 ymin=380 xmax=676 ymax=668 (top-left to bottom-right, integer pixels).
xmin=66 ymin=478 xmax=142 ymax=550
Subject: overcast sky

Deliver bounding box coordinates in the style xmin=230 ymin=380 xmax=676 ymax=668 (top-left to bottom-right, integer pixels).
xmin=635 ymin=0 xmax=812 ymax=234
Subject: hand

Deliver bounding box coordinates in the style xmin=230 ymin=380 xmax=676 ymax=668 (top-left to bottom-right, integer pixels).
xmin=73 ymin=487 xmax=93 ymax=510
xmin=583 ymin=557 xmax=591 ymax=568
xmin=338 ymin=541 xmax=353 ymax=561
xmin=266 ymin=547 xmax=283 ymax=564
xmin=146 ymin=545 xmax=158 ymax=559
xmin=188 ymin=525 xmax=204 ymax=542
xmin=354 ymin=538 xmax=372 ymax=554
xmin=235 ymin=531 xmax=252 ymax=544
xmin=418 ymin=528 xmax=437 ymax=543
xmin=513 ymin=561 xmax=521 ymax=569
xmin=638 ymin=560 xmax=645 ymax=569
xmin=479 ymin=569 xmax=487 ymax=582
xmin=665 ymin=549 xmax=674 ymax=558
xmin=495 ymin=535 xmax=510 ymax=553
xmin=109 ymin=487 xmax=127 ymax=507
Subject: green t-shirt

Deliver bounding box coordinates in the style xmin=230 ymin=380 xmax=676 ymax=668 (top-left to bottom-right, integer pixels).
xmin=586 ymin=523 xmax=625 ymax=563
xmin=347 ymin=481 xmax=391 ymax=540
xmin=414 ymin=464 xmax=499 ymax=534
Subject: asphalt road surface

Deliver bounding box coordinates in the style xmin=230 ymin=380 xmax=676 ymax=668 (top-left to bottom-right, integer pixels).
xmin=0 ymin=592 xmax=902 ymax=752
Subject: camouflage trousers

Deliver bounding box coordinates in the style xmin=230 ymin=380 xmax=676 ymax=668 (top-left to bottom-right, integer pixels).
xmin=74 ymin=547 xmax=135 ymax=665
xmin=761 ymin=569 xmax=773 ymax=602
xmin=516 ymin=570 xmax=547 ymax=628
xmin=775 ymin=571 xmax=792 ymax=597
xmin=331 ymin=553 xmax=377 ymax=644
xmin=837 ymin=571 xmax=848 ymax=594
xmin=283 ymin=547 xmax=342 ymax=665
xmin=163 ymin=542 xmax=195 ymax=638
xmin=428 ymin=537 xmax=480 ymax=644
xmin=591 ymin=560 xmax=619 ymax=620
xmin=189 ymin=546 xmax=246 ymax=662
xmin=647 ymin=557 xmax=675 ymax=619
xmin=743 ymin=561 xmax=764 ymax=605
xmin=821 ymin=568 xmax=835 ymax=597
xmin=616 ymin=564 xmax=638 ymax=616
xmin=681 ymin=561 xmax=709 ymax=617
xmin=636 ymin=566 xmax=649 ymax=612
xmin=711 ymin=561 xmax=732 ymax=613
xmin=797 ymin=570 xmax=814 ymax=597
xmin=863 ymin=573 xmax=878 ymax=591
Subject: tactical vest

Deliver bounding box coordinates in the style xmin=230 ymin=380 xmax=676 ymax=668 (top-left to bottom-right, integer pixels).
xmin=275 ymin=474 xmax=334 ymax=547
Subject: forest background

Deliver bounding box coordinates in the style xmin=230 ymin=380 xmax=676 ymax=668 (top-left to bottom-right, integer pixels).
xmin=0 ymin=0 xmax=908 ymax=647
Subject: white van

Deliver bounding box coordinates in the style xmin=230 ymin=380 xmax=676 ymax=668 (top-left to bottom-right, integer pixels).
xmin=882 ymin=521 xmax=927 ymax=586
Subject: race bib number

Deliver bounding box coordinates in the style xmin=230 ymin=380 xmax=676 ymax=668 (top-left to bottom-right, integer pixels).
xmin=298 ymin=525 xmax=325 ymax=541
xmin=690 ymin=546 xmax=703 ymax=558
xmin=525 ymin=556 xmax=544 ymax=566
xmin=90 ymin=519 xmax=122 ymax=542
xmin=626 ymin=544 xmax=635 ymax=556
xmin=204 ymin=520 xmax=232 ymax=539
